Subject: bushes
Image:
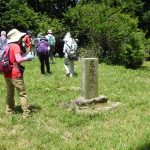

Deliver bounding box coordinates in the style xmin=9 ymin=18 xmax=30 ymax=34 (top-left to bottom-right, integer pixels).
xmin=144 ymin=38 xmax=150 ymax=60
xmin=122 ymin=32 xmax=145 ymax=68
xmin=77 ymin=47 xmax=103 ymax=61
xmin=64 ymin=3 xmax=147 ymax=68
xmin=1 ymin=0 xmax=148 ymax=68
xmin=1 ymin=0 xmax=66 ymax=36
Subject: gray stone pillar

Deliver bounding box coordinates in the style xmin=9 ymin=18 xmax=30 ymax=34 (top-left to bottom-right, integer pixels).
xmin=81 ymin=58 xmax=98 ymax=99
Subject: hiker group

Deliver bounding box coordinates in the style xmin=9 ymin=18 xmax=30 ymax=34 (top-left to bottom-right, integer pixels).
xmin=0 ymin=29 xmax=78 ymax=119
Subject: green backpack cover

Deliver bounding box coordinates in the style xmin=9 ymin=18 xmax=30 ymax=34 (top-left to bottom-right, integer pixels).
xmin=48 ymin=35 xmax=54 ymax=46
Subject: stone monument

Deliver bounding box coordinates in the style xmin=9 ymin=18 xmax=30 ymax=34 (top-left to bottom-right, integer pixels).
xmin=75 ymin=58 xmax=108 ymax=106
xmin=59 ymin=58 xmax=120 ymax=113
xmin=81 ymin=58 xmax=98 ymax=99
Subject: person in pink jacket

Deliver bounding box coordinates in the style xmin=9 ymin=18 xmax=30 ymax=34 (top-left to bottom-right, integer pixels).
xmin=4 ymin=29 xmax=34 ymax=119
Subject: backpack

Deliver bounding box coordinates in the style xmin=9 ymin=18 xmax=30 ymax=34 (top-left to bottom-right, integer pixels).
xmin=68 ymin=49 xmax=77 ymax=60
xmin=48 ymin=35 xmax=54 ymax=46
xmin=37 ymin=40 xmax=48 ymax=53
xmin=66 ymin=42 xmax=77 ymax=60
xmin=72 ymin=40 xmax=78 ymax=51
xmin=0 ymin=37 xmax=7 ymax=51
xmin=0 ymin=45 xmax=13 ymax=74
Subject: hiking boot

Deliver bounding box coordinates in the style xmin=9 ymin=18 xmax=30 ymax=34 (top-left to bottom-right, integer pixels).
xmin=6 ymin=107 xmax=14 ymax=115
xmin=70 ymin=74 xmax=73 ymax=77
xmin=22 ymin=110 xmax=30 ymax=119
xmin=6 ymin=110 xmax=14 ymax=115
xmin=23 ymin=114 xmax=30 ymax=119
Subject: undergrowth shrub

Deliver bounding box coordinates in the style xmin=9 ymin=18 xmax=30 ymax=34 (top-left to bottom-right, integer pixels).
xmin=65 ymin=3 xmax=146 ymax=68
xmin=144 ymin=38 xmax=150 ymax=60
xmin=122 ymin=32 xmax=145 ymax=68
xmin=77 ymin=47 xmax=103 ymax=60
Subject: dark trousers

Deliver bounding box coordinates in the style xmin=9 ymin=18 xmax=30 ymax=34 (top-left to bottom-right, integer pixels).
xmin=49 ymin=45 xmax=55 ymax=63
xmin=38 ymin=52 xmax=50 ymax=74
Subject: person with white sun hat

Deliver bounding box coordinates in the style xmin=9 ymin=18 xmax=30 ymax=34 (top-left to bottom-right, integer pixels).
xmin=4 ymin=28 xmax=34 ymax=119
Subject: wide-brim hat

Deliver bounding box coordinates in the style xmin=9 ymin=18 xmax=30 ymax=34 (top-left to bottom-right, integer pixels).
xmin=7 ymin=29 xmax=26 ymax=44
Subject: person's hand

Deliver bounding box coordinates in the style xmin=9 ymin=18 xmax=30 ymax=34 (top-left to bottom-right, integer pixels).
xmin=27 ymin=52 xmax=34 ymax=60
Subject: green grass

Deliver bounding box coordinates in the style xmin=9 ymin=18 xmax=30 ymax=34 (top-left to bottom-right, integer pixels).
xmin=0 ymin=58 xmax=149 ymax=150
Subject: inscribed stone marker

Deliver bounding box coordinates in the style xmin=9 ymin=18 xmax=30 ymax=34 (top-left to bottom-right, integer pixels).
xmin=81 ymin=58 xmax=98 ymax=99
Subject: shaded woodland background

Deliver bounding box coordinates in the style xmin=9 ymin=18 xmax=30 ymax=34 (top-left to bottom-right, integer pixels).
xmin=0 ymin=0 xmax=150 ymax=68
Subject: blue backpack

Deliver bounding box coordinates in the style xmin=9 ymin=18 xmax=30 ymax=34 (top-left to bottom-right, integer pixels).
xmin=0 ymin=45 xmax=12 ymax=74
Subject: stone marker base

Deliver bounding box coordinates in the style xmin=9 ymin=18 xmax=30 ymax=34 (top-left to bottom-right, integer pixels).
xmin=75 ymin=95 xmax=108 ymax=106
xmin=59 ymin=95 xmax=121 ymax=114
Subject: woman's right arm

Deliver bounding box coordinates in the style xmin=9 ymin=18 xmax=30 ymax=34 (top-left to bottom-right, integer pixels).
xmin=15 ymin=53 xmax=29 ymax=64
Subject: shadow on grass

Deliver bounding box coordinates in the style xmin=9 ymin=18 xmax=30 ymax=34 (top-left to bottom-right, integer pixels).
xmin=136 ymin=143 xmax=150 ymax=150
xmin=73 ymin=72 xmax=78 ymax=77
xmin=14 ymin=105 xmax=41 ymax=114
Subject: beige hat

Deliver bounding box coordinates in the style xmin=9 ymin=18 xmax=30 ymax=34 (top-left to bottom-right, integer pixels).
xmin=7 ymin=29 xmax=26 ymax=44
xmin=48 ymin=29 xmax=52 ymax=34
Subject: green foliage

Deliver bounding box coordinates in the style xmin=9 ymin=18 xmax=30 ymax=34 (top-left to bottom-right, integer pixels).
xmin=144 ymin=38 xmax=150 ymax=60
xmin=3 ymin=0 xmax=38 ymax=29
xmin=65 ymin=3 xmax=146 ymax=68
xmin=142 ymin=11 xmax=150 ymax=36
xmin=102 ymin=0 xmax=143 ymax=15
xmin=121 ymin=32 xmax=145 ymax=69
xmin=35 ymin=14 xmax=66 ymax=35
xmin=27 ymin=0 xmax=78 ymax=19
xmin=80 ymin=0 xmax=144 ymax=16
xmin=0 ymin=0 xmax=10 ymax=29
xmin=1 ymin=0 xmax=65 ymax=35
xmin=77 ymin=47 xmax=103 ymax=62
xmin=0 ymin=0 xmax=149 ymax=68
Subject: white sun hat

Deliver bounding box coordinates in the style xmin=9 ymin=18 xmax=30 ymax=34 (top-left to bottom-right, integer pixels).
xmin=7 ymin=29 xmax=26 ymax=44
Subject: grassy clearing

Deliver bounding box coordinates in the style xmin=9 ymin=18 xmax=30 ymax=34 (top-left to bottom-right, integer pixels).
xmin=0 ymin=58 xmax=149 ymax=150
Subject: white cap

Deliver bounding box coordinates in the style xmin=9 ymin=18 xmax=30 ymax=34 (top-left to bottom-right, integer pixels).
xmin=1 ymin=31 xmax=6 ymax=35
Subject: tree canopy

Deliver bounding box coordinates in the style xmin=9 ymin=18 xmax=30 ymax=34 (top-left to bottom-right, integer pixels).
xmin=0 ymin=0 xmax=150 ymax=68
